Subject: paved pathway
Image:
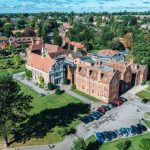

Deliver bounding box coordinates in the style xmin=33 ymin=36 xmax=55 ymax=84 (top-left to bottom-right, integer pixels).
xmin=13 ymin=72 xmax=54 ymax=95
xmin=14 ymin=135 xmax=77 ymax=150
xmin=66 ymin=90 xmax=92 ymax=104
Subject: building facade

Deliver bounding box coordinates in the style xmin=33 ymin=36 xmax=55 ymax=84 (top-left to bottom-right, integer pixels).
xmin=26 ymin=40 xmax=71 ymax=85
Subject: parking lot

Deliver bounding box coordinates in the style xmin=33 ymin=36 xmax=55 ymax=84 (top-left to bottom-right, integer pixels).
xmin=76 ymin=99 xmax=150 ymax=140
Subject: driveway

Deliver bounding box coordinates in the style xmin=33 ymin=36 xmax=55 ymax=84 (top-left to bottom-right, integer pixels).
xmin=15 ymin=135 xmax=77 ymax=150
xmin=76 ymin=99 xmax=150 ymax=140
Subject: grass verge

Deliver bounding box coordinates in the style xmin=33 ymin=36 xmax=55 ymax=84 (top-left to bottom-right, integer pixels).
xmin=72 ymin=89 xmax=100 ymax=102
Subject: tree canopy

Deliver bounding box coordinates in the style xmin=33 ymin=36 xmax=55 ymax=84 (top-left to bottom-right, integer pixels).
xmin=0 ymin=76 xmax=32 ymax=145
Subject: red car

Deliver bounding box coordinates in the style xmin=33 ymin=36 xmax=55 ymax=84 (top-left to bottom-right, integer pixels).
xmin=113 ymin=98 xmax=123 ymax=106
xmin=97 ymin=107 xmax=107 ymax=113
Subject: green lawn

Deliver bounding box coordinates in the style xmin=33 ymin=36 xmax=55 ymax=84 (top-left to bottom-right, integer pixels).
xmin=86 ymin=132 xmax=150 ymax=150
xmin=72 ymin=89 xmax=100 ymax=102
xmin=136 ymin=90 xmax=150 ymax=101
xmin=144 ymin=120 xmax=150 ymax=128
xmin=0 ymin=57 xmax=12 ymax=63
xmin=9 ymin=81 xmax=88 ymax=147
xmin=17 ymin=81 xmax=81 ymax=115
xmin=0 ymin=67 xmax=25 ymax=77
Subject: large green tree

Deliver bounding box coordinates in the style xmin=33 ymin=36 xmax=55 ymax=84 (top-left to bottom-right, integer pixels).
xmin=0 ymin=76 xmax=32 ymax=146
xmin=3 ymin=23 xmax=12 ymax=37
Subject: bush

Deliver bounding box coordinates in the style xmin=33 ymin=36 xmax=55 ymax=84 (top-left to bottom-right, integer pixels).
xmin=71 ymin=84 xmax=76 ymax=90
xmin=63 ymin=78 xmax=70 ymax=85
xmin=141 ymin=80 xmax=146 ymax=85
xmin=25 ymin=68 xmax=32 ymax=80
xmin=55 ymin=89 xmax=64 ymax=95
xmin=116 ymin=140 xmax=132 ymax=150
xmin=72 ymin=138 xmax=86 ymax=150
xmin=48 ymin=82 xmax=55 ymax=90
xmin=38 ymin=76 xmax=45 ymax=88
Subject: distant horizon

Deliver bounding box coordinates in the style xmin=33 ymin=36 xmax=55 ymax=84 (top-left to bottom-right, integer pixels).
xmin=0 ymin=0 xmax=150 ymax=13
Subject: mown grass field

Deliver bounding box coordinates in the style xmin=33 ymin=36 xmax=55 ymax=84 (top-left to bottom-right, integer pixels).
xmin=9 ymin=82 xmax=86 ymax=147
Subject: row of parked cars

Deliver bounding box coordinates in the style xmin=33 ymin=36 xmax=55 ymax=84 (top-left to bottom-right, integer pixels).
xmin=95 ymin=124 xmax=148 ymax=143
xmin=81 ymin=97 xmax=127 ymax=124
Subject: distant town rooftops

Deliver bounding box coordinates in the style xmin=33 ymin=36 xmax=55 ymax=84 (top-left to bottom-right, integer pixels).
xmin=98 ymin=49 xmax=119 ymax=57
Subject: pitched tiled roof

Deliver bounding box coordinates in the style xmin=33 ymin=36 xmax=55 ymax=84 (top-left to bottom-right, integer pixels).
xmin=27 ymin=53 xmax=56 ymax=73
xmin=27 ymin=43 xmax=68 ymax=73
xmin=98 ymin=49 xmax=119 ymax=57
xmin=78 ymin=64 xmax=116 ymax=84
xmin=69 ymin=41 xmax=85 ymax=49
xmin=106 ymin=60 xmax=127 ymax=73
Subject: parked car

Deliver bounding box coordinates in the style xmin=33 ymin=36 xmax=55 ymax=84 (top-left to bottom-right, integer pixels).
xmin=137 ymin=124 xmax=147 ymax=132
xmin=108 ymin=101 xmax=117 ymax=107
xmin=113 ymin=98 xmax=124 ymax=104
xmin=120 ymin=128 xmax=128 ymax=136
xmin=109 ymin=131 xmax=117 ymax=139
xmin=90 ymin=113 xmax=100 ymax=120
xmin=131 ymin=125 xmax=142 ymax=134
xmin=87 ymin=115 xmax=95 ymax=122
xmin=81 ymin=117 xmax=89 ymax=124
xmin=115 ymin=129 xmax=123 ymax=137
xmin=97 ymin=107 xmax=107 ymax=113
xmin=102 ymin=105 xmax=111 ymax=111
xmin=119 ymin=97 xmax=128 ymax=102
xmin=102 ymin=131 xmax=112 ymax=142
xmin=107 ymin=104 xmax=115 ymax=109
xmin=95 ymin=132 xmax=105 ymax=143
xmin=113 ymin=100 xmax=123 ymax=106
xmin=125 ymin=128 xmax=135 ymax=136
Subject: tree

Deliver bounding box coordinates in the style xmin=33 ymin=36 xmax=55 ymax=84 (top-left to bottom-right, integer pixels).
xmin=22 ymin=27 xmax=36 ymax=37
xmin=0 ymin=76 xmax=32 ymax=146
xmin=21 ymin=43 xmax=29 ymax=52
xmin=124 ymin=32 xmax=134 ymax=49
xmin=16 ymin=19 xmax=26 ymax=29
xmin=12 ymin=54 xmax=21 ymax=68
xmin=72 ymin=138 xmax=86 ymax=150
xmin=52 ymin=30 xmax=62 ymax=46
xmin=139 ymin=138 xmax=150 ymax=150
xmin=15 ymin=32 xmax=22 ymax=38
xmin=3 ymin=23 xmax=12 ymax=37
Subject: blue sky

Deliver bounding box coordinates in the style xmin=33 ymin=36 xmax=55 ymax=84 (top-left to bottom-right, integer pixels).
xmin=0 ymin=0 xmax=150 ymax=13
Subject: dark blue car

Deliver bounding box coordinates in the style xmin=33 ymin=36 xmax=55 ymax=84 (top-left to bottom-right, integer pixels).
xmin=115 ymin=129 xmax=123 ymax=137
xmin=81 ymin=116 xmax=89 ymax=124
xmin=102 ymin=131 xmax=112 ymax=142
xmin=109 ymin=131 xmax=117 ymax=139
xmin=120 ymin=128 xmax=128 ymax=136
xmin=131 ymin=125 xmax=142 ymax=134
xmin=90 ymin=113 xmax=100 ymax=120
xmin=95 ymin=132 xmax=105 ymax=143
xmin=137 ymin=124 xmax=147 ymax=132
xmin=125 ymin=128 xmax=135 ymax=136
